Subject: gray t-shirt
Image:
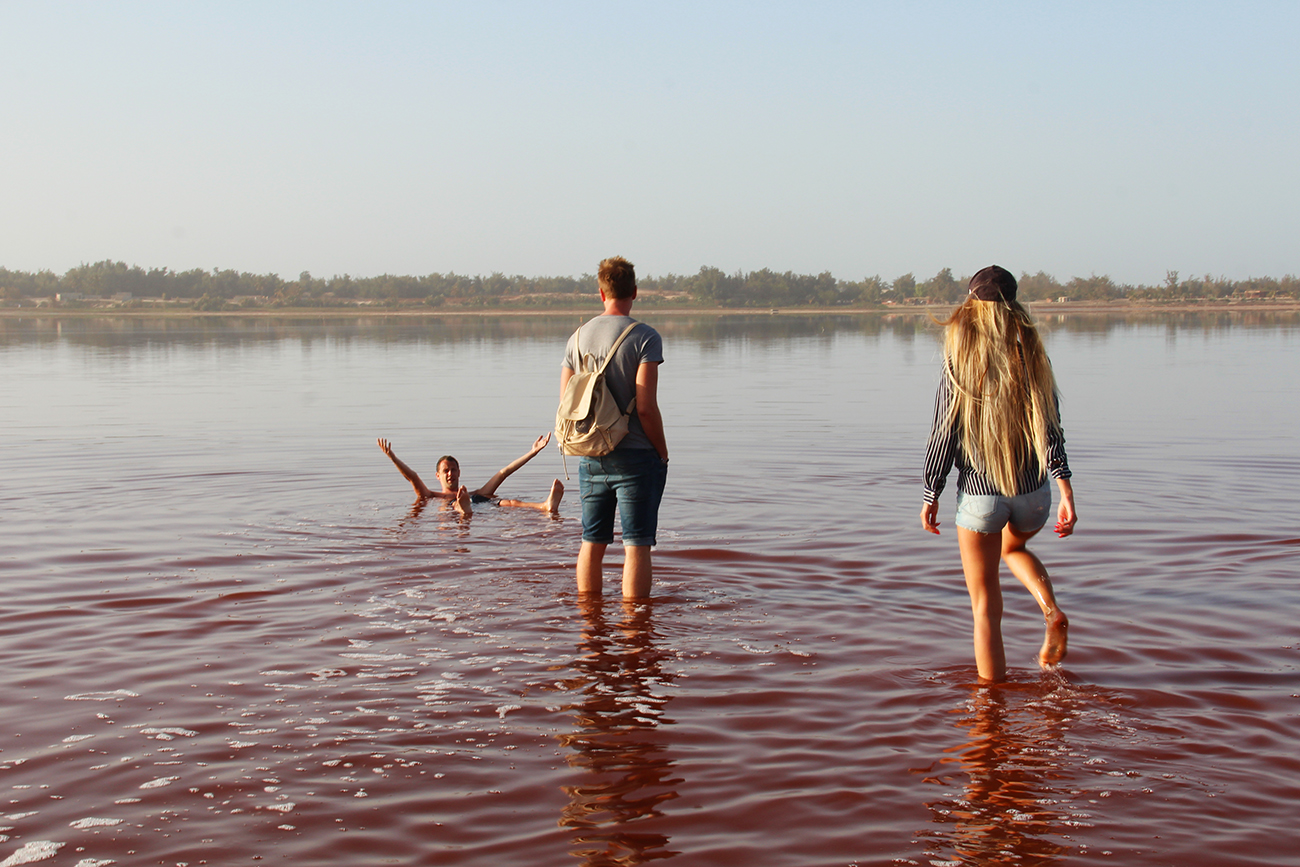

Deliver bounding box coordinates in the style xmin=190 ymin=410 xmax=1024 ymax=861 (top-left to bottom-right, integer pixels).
xmin=561 ymin=315 xmax=664 ymax=451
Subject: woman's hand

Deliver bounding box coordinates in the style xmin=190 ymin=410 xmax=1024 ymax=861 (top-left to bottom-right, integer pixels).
xmin=920 ymin=501 xmax=941 ymax=535
xmin=1054 ymin=478 xmax=1077 ymax=537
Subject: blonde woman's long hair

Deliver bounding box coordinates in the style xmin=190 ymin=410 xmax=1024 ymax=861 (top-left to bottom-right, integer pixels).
xmin=939 ymin=270 xmax=1061 ymax=496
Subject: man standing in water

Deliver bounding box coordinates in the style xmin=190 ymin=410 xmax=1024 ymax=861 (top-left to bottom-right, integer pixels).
xmin=560 ymin=256 xmax=668 ymax=599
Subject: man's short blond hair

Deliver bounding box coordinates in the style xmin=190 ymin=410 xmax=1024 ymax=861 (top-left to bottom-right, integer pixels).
xmin=597 ymin=256 xmax=637 ymax=299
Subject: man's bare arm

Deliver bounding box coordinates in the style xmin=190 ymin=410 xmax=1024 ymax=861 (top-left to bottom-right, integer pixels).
xmin=377 ymin=438 xmax=435 ymax=499
xmin=475 ymin=432 xmax=552 ymax=497
xmin=635 ymin=362 xmax=668 ymax=462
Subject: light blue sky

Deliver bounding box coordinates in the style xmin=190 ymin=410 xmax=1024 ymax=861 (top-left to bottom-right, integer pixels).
xmin=3 ymin=1 xmax=1296 ymax=285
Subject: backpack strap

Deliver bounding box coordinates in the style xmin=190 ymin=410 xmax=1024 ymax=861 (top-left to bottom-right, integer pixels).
xmin=573 ymin=320 xmax=639 ymax=373
xmin=595 ymin=322 xmax=640 ymax=375
xmin=558 ymin=321 xmax=641 ymax=479
xmin=597 ymin=322 xmax=640 ymax=417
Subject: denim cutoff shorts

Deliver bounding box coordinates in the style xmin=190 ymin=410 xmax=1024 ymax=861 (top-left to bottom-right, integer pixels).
xmin=578 ymin=449 xmax=668 ymax=547
xmin=955 ymin=479 xmax=1051 ymax=534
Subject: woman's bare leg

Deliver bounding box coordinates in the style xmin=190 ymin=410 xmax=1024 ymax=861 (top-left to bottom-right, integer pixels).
xmin=958 ymin=527 xmax=1007 ymax=682
xmin=1001 ymin=524 xmax=1068 ymax=668
xmin=377 ymin=438 xmax=433 ymax=499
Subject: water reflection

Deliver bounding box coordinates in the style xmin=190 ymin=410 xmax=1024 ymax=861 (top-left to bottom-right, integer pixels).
xmin=6 ymin=310 xmax=1292 ymax=351
xmin=553 ymin=601 xmax=681 ymax=866
xmin=382 ymin=497 xmax=476 ymax=539
xmin=918 ymin=683 xmax=1075 ymax=866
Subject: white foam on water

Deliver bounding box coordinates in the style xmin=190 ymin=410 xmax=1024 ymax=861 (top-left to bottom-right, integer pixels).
xmin=61 ymin=735 xmax=94 ymax=744
xmin=63 ymin=691 xmax=138 ymax=702
xmin=138 ymin=777 xmax=179 ymax=789
xmin=69 ymin=818 xmax=122 ymax=829
xmin=139 ymin=728 xmax=197 ymax=740
xmin=0 ymin=840 xmax=64 ymax=866
xmin=141 ymin=727 xmax=196 ymax=738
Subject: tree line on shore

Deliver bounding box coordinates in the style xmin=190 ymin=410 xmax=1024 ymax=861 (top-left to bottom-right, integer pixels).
xmin=2 ymin=260 xmax=1297 ymax=310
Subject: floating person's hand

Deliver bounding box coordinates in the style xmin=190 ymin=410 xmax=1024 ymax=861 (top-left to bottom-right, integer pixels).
xmin=530 ymin=432 xmax=552 ymax=454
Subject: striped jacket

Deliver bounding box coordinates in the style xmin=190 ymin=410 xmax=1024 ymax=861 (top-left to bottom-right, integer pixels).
xmin=923 ymin=371 xmax=1071 ymax=504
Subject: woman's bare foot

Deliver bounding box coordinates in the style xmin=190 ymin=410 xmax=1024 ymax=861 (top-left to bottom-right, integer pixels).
xmin=544 ymin=479 xmax=564 ymax=513
xmin=1039 ymin=608 xmax=1069 ymax=668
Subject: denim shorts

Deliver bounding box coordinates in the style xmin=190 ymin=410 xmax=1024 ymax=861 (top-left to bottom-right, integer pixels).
xmin=579 ymin=449 xmax=668 ymax=547
xmin=955 ymin=480 xmax=1051 ymax=534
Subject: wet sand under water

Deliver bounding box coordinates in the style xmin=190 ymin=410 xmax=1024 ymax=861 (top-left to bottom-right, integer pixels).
xmin=1 ymin=314 xmax=1298 ymax=866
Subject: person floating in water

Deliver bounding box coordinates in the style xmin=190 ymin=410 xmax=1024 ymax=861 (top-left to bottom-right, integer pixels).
xmin=920 ymin=265 xmax=1076 ymax=683
xmin=377 ymin=434 xmax=564 ymax=517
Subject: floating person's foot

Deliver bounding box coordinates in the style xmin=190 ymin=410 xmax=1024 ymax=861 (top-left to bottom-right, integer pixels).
xmin=453 ymin=485 xmax=473 ymax=516
xmin=1039 ymin=609 xmax=1069 ymax=668
xmin=544 ymin=479 xmax=565 ymax=513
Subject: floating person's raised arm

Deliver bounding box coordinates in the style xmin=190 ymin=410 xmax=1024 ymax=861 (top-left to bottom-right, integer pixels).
xmin=378 ymin=438 xmax=435 ymax=499
xmin=475 ymin=432 xmax=551 ymax=498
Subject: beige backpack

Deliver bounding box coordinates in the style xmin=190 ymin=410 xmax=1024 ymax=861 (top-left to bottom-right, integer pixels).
xmin=555 ymin=322 xmax=640 ymax=467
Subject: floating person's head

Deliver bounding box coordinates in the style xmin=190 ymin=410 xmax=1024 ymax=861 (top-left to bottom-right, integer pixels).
xmin=598 ymin=256 xmax=637 ymax=300
xmin=436 ymin=455 xmax=460 ymax=491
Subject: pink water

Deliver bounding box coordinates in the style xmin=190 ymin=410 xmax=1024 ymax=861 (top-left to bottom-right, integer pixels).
xmin=2 ymin=313 xmax=1298 ymax=866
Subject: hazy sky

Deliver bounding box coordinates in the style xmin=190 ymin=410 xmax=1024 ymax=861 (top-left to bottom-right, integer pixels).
xmin=3 ymin=1 xmax=1296 ymax=285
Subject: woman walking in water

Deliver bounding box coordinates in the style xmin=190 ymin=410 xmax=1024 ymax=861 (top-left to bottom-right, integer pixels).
xmin=920 ymin=265 xmax=1076 ymax=682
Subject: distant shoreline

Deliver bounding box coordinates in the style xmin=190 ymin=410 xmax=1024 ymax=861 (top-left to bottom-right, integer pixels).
xmin=4 ymin=299 xmax=1299 ymax=318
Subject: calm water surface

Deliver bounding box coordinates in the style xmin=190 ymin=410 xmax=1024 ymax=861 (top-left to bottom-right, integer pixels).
xmin=1 ymin=312 xmax=1298 ymax=866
